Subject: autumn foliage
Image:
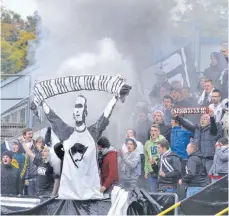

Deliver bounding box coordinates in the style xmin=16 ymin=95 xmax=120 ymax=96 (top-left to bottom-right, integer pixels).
xmin=1 ymin=8 xmax=36 ymax=76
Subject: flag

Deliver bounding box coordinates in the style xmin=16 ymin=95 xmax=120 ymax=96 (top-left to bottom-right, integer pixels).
xmin=154 ymin=45 xmax=196 ymax=90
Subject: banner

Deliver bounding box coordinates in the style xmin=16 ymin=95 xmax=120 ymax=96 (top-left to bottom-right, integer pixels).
xmin=181 ymin=175 xmax=228 ymax=215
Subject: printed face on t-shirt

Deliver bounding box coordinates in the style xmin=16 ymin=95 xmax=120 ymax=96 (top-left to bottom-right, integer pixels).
xmin=73 ymin=96 xmax=86 ymax=124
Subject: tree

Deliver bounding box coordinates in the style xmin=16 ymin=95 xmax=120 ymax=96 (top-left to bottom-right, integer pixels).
xmin=1 ymin=7 xmax=36 ymax=77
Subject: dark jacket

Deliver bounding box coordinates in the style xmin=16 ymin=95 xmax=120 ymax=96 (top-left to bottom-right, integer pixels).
xmin=183 ymin=151 xmax=208 ymax=187
xmin=170 ymin=126 xmax=193 ymax=159
xmin=209 ymin=146 xmax=228 ymax=176
xmin=1 ymin=164 xmax=20 ymax=195
xmin=176 ymin=116 xmax=223 ymax=158
xmin=154 ymin=122 xmax=171 ymax=143
xmin=25 ymin=148 xmax=42 ymax=180
xmin=33 ymin=155 xmax=55 ymax=196
xmin=204 ymin=65 xmax=222 ymax=84
xmin=158 ymin=150 xmax=181 ymax=187
xmin=100 ymin=148 xmax=119 ymax=190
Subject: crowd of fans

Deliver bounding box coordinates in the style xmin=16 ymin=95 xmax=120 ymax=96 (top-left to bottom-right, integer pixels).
xmin=1 ymin=47 xmax=228 ymax=201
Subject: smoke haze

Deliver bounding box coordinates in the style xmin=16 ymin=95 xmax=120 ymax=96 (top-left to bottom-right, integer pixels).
xmin=33 ymin=0 xmax=177 ymax=144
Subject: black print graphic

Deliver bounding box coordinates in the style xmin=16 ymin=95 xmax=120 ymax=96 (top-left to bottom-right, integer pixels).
xmin=69 ymin=143 xmax=88 ymax=168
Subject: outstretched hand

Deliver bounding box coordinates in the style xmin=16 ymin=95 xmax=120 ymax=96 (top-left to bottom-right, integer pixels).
xmin=119 ymin=84 xmax=132 ymax=103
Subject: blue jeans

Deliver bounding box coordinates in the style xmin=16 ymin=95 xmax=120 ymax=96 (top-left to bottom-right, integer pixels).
xmin=164 ymin=188 xmax=176 ymax=193
xmin=147 ymin=176 xmax=158 ymax=192
xmin=186 ymin=187 xmax=203 ymax=198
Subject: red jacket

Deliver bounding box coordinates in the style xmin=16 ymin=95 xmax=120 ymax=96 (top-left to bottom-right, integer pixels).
xmin=101 ymin=151 xmax=119 ymax=190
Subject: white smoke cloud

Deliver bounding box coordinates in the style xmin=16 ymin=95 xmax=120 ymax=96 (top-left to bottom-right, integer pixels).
xmin=33 ymin=0 xmax=177 ymax=144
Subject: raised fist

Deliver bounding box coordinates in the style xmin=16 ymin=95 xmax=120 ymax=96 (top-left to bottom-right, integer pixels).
xmin=119 ymin=84 xmax=132 ymax=103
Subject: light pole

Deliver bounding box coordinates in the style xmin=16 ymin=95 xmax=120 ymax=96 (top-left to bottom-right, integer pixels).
xmin=1 ymin=74 xmax=32 ymax=127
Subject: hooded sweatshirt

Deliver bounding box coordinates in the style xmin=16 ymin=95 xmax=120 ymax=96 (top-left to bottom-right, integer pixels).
xmin=144 ymin=135 xmax=165 ymax=176
xmin=118 ymin=148 xmax=140 ymax=185
xmin=100 ymin=146 xmax=118 ymax=190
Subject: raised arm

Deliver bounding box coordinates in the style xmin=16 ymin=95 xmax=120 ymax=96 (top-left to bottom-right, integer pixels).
xmin=89 ymin=84 xmax=132 ymax=142
xmin=42 ymin=101 xmax=74 ymax=141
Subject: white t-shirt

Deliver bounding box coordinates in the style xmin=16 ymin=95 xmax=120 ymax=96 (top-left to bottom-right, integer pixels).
xmin=209 ymin=103 xmax=223 ymax=123
xmin=58 ymin=129 xmax=103 ymax=200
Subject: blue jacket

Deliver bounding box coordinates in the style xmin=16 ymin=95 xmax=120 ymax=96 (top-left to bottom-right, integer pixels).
xmin=170 ymin=126 xmax=193 ymax=159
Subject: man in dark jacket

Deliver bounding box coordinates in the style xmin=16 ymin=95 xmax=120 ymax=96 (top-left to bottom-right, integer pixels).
xmin=179 ymin=143 xmax=208 ymax=198
xmin=175 ymin=110 xmax=223 ymax=173
xmin=97 ymin=137 xmax=118 ymax=194
xmin=157 ymin=139 xmax=181 ymax=193
xmin=1 ymin=151 xmax=20 ymax=195
xmin=203 ymin=52 xmax=223 ymax=84
xmin=24 ymin=137 xmax=44 ymax=196
xmin=152 ymin=110 xmax=171 ymax=143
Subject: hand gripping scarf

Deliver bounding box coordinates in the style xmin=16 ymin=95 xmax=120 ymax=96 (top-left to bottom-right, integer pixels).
xmin=30 ymin=74 xmax=125 ymax=111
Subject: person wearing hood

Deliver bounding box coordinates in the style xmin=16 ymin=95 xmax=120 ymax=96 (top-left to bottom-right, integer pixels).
xmin=1 ymin=151 xmax=20 ymax=195
xmin=144 ymin=124 xmax=165 ymax=192
xmin=209 ymin=137 xmax=228 ymax=183
xmin=157 ymin=139 xmax=181 ymax=193
xmin=97 ymin=136 xmax=118 ymax=194
xmin=118 ymin=138 xmax=141 ymax=188
xmin=203 ymin=52 xmax=222 ymax=84
xmin=178 ymin=143 xmax=208 ymax=198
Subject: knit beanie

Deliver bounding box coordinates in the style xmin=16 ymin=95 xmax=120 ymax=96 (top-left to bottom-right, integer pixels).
xmin=2 ymin=151 xmax=13 ymax=160
xmin=125 ymin=138 xmax=137 ymax=149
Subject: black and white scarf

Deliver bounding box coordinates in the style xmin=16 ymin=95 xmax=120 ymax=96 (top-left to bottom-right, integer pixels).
xmin=30 ymin=74 xmax=124 ymax=111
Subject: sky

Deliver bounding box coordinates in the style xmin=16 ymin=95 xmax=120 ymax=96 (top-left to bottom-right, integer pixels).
xmin=3 ymin=0 xmax=38 ymax=18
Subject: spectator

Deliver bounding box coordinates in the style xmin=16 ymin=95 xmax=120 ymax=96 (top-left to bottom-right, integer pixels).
xmin=1 ymin=151 xmax=20 ymax=195
xmin=170 ymin=117 xmax=193 ymax=175
xmin=22 ymin=128 xmax=35 ymax=151
xmin=149 ymin=70 xmax=171 ymax=104
xmin=198 ymin=79 xmax=215 ymax=106
xmin=209 ymin=137 xmax=228 ymax=183
xmin=221 ymin=99 xmax=229 ymax=137
xmin=97 ymin=136 xmax=118 ymax=194
xmin=171 ymin=80 xmax=183 ymax=89
xmin=171 ymin=88 xmax=190 ymax=107
xmin=208 ymin=89 xmax=223 ymax=123
xmin=152 ymin=95 xmax=173 ymax=125
xmin=181 ymin=87 xmax=196 ymax=106
xmin=162 ymin=95 xmax=173 ymax=125
xmin=195 ymin=75 xmax=207 ymax=100
xmin=118 ymin=138 xmax=141 ymax=188
xmin=203 ymin=52 xmax=222 ymax=84
xmin=122 ymin=129 xmax=144 ymax=155
xmin=152 ymin=110 xmax=171 ymax=142
xmin=24 ymin=136 xmax=44 ymax=196
xmin=179 ymin=143 xmax=208 ymax=198
xmin=144 ymin=124 xmax=165 ymax=192
xmin=134 ymin=107 xmax=152 ymax=145
xmin=22 ymin=139 xmax=59 ymax=197
xmin=11 ymin=141 xmax=28 ymax=194
xmin=175 ymin=111 xmax=223 ymax=173
xmin=1 ymin=139 xmax=10 ymax=154
xmin=157 ymin=139 xmax=181 ymax=193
